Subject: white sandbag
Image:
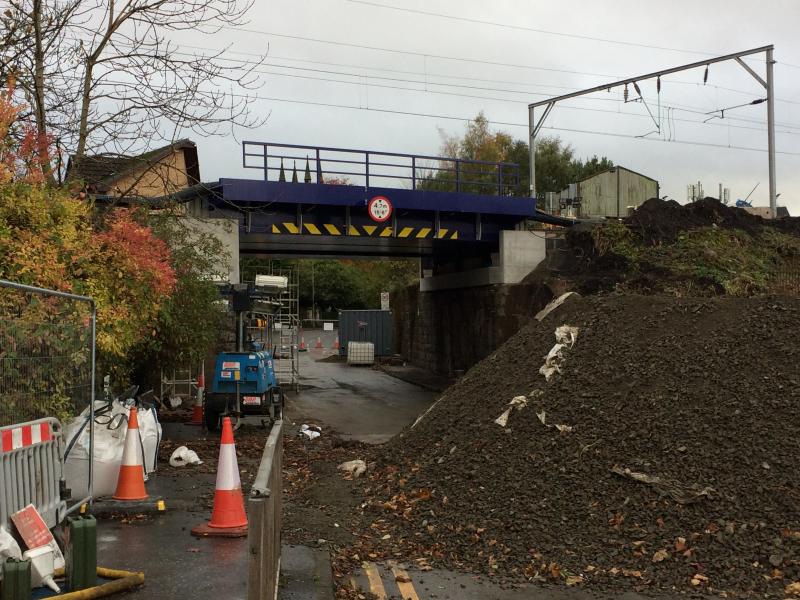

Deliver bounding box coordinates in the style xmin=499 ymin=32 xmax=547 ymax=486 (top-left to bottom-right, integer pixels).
xmin=63 ymin=401 xmax=161 ymax=499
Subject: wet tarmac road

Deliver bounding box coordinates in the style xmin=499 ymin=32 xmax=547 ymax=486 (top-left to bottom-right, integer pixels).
xmin=94 ymin=335 xmax=437 ymax=599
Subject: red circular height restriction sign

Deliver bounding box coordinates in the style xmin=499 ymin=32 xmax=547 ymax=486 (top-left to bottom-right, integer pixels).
xmin=368 ymin=195 xmax=393 ymax=223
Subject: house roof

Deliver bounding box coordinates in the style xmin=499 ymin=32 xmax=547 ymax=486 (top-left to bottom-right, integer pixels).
xmin=66 ymin=139 xmax=200 ymax=193
xmin=579 ymin=166 xmax=658 ymax=184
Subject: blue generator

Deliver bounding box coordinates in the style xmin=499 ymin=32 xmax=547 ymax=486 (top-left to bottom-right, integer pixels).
xmin=205 ymin=347 xmax=284 ymax=430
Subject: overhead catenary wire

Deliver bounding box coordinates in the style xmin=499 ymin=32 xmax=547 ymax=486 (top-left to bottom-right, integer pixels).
xmin=195 ymin=26 xmax=800 ymax=106
xmin=72 ymin=34 xmax=800 ymax=132
xmin=100 ymin=76 xmax=800 ymax=157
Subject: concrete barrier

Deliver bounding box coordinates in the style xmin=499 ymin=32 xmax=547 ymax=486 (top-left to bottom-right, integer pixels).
xmin=247 ymin=419 xmax=283 ymax=600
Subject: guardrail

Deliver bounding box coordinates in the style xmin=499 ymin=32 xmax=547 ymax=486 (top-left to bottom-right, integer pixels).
xmin=243 ymin=141 xmax=522 ymax=197
xmin=247 ymin=419 xmax=283 ymax=600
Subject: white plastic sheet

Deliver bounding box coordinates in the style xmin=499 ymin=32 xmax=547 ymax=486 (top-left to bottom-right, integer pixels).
xmin=169 ymin=446 xmax=203 ymax=467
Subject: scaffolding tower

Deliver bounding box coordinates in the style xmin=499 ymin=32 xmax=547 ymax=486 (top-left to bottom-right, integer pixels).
xmin=244 ymin=262 xmax=300 ymax=392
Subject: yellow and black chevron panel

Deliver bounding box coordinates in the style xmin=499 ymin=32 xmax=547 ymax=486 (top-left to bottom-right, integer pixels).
xmin=269 ymin=222 xmax=459 ymax=239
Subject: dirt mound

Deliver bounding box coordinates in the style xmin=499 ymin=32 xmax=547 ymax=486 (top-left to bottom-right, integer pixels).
xmin=366 ymin=294 xmax=800 ymax=595
xmin=626 ymin=197 xmax=796 ymax=245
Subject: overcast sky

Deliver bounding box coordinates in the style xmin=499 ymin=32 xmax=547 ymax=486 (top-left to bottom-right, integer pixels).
xmin=177 ymin=0 xmax=800 ymax=212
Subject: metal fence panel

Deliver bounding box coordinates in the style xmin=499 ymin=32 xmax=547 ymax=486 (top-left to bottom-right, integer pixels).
xmin=0 ymin=280 xmax=96 ymax=523
xmin=0 ymin=417 xmax=66 ymax=530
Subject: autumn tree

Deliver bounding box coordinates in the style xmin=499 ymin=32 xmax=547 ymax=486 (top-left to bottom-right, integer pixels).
xmin=426 ymin=112 xmax=614 ymax=202
xmin=1 ymin=0 xmax=264 ymax=179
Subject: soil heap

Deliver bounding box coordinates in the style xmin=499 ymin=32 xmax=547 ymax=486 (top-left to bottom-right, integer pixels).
xmin=551 ymin=198 xmax=800 ymax=296
xmin=368 ymin=294 xmax=800 ymax=596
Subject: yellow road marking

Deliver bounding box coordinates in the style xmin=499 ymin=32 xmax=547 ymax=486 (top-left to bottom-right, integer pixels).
xmin=398 ymin=227 xmax=414 ymax=238
xmin=380 ymin=226 xmax=393 ymax=237
xmin=363 ymin=563 xmax=387 ymax=599
xmin=416 ymin=227 xmax=431 ymax=238
xmin=391 ymin=566 xmax=420 ymax=600
xmin=324 ymin=223 xmax=341 ymax=235
xmin=271 ymin=224 xmax=280 ymax=234
xmin=363 ymin=225 xmax=377 ymax=236
xmin=348 ymin=225 xmax=361 ymax=236
xmin=304 ymin=223 xmax=322 ymax=235
xmin=437 ymin=228 xmax=448 ymax=239
xmin=283 ymin=222 xmax=299 ymax=234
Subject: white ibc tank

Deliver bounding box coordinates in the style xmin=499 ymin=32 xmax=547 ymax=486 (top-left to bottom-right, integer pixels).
xmin=347 ymin=342 xmax=375 ymax=365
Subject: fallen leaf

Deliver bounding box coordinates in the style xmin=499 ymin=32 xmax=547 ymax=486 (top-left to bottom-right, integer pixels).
xmin=786 ymin=582 xmax=800 ymax=596
xmin=652 ymin=549 xmax=669 ymax=563
xmin=565 ymin=575 xmax=583 ymax=586
xmin=675 ymin=537 xmax=687 ymax=552
xmin=395 ymin=574 xmax=411 ymax=583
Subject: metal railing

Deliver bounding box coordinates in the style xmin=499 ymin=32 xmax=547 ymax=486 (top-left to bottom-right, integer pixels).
xmin=243 ymin=141 xmax=522 ymax=197
xmin=247 ymin=419 xmax=283 ymax=600
xmin=0 ymin=279 xmax=96 ymax=526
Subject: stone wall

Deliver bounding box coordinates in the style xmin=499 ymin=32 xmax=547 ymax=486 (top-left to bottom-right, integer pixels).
xmin=392 ymin=282 xmax=553 ymax=375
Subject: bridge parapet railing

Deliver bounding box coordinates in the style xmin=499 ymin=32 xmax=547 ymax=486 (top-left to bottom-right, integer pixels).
xmin=242 ymin=141 xmax=521 ymax=197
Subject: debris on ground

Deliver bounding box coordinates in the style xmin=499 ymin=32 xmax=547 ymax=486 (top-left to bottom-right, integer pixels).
xmin=338 ymin=459 xmax=367 ymax=479
xmin=300 ymin=424 xmax=323 ymax=440
xmin=168 ymin=445 xmax=203 ymax=467
xmin=363 ymin=293 xmax=800 ymax=596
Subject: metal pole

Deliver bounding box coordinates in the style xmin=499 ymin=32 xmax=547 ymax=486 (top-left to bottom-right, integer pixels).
xmin=89 ymin=304 xmax=95 ymax=506
xmin=528 ymin=105 xmax=536 ymax=198
xmin=766 ymin=47 xmax=777 ymax=218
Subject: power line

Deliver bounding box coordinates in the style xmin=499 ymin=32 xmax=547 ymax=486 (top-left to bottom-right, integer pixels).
xmin=344 ymin=0 xmax=726 ymax=57
xmin=128 ymin=81 xmax=798 ymax=157
xmin=343 ymin=1 xmax=800 ymax=74
xmin=200 ymin=28 xmax=800 ymax=107
xmin=250 ymin=65 xmax=800 ymax=135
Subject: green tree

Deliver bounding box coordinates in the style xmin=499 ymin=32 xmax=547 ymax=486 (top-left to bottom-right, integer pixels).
xmin=425 ymin=113 xmax=614 ymax=202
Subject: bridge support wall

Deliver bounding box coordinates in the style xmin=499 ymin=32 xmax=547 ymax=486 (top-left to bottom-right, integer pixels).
xmin=420 ymin=231 xmax=546 ymax=292
xmin=392 ymin=279 xmax=553 ymax=376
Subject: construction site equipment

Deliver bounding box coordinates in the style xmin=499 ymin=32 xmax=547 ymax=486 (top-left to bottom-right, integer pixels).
xmin=66 ymin=515 xmax=97 ymax=591
xmin=347 ymin=342 xmax=375 ymax=366
xmin=192 ymin=417 xmax=248 ymax=538
xmin=205 ymin=349 xmax=284 ymax=431
xmin=112 ymin=408 xmax=148 ymax=502
xmin=0 ymin=280 xmax=96 ymax=526
xmin=0 ymin=419 xmax=67 ymax=534
xmin=1 ymin=558 xmax=30 ymax=600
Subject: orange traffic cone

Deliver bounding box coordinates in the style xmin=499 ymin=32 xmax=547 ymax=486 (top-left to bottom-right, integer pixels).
xmin=331 ymin=337 xmax=340 ymax=350
xmin=113 ymin=407 xmax=149 ymax=501
xmin=299 ymin=336 xmax=307 ymax=352
xmin=188 ymin=369 xmax=205 ymax=426
xmin=315 ymin=336 xmax=323 ymax=349
xmin=191 ymin=417 xmax=248 ymax=537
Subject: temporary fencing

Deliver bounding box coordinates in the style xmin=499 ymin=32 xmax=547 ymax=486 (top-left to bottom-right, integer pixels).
xmin=0 ymin=280 xmax=96 ymax=528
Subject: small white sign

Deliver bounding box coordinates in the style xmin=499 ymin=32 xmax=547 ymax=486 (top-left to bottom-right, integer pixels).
xmin=380 ymin=292 xmax=390 ymax=311
xmin=323 ymin=322 xmax=334 ymax=331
